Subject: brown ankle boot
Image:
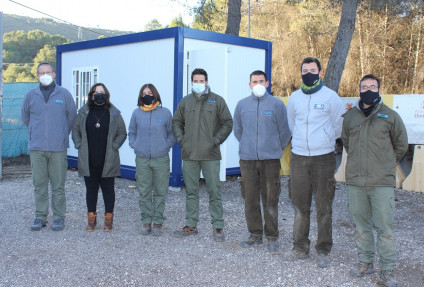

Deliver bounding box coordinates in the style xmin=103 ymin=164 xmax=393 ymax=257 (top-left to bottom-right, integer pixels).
xmin=104 ymin=213 xmax=113 ymax=231
xmin=86 ymin=212 xmax=96 ymax=231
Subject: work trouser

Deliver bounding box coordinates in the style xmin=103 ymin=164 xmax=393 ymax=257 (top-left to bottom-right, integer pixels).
xmin=84 ymin=166 xmax=115 ymax=214
xmin=289 ymin=152 xmax=336 ymax=255
xmin=182 ymin=160 xmax=223 ymax=229
xmin=240 ymin=159 xmax=281 ymax=240
xmin=348 ymin=185 xmax=396 ymax=270
xmin=136 ymin=155 xmax=170 ymax=225
xmin=30 ymin=150 xmax=68 ymax=221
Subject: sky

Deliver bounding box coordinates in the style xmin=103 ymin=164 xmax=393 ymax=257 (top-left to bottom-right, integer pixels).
xmin=0 ymin=0 xmax=197 ymax=31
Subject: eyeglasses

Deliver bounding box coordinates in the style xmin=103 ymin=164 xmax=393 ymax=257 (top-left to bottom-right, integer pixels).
xmin=361 ymin=85 xmax=378 ymax=91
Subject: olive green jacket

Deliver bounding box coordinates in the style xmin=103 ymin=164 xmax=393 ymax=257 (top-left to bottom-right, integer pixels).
xmin=172 ymin=89 xmax=233 ymax=160
xmin=71 ymin=104 xmax=127 ymax=177
xmin=341 ymin=101 xmax=408 ymax=187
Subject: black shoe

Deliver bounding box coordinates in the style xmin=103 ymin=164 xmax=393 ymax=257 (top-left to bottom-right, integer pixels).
xmin=379 ymin=270 xmax=398 ymax=287
xmin=151 ymin=224 xmax=162 ymax=237
xmin=31 ymin=218 xmax=47 ymax=231
xmin=240 ymin=235 xmax=263 ymax=248
xmin=267 ymin=239 xmax=279 ymax=252
xmin=213 ymin=228 xmax=225 ymax=242
xmin=350 ymin=262 xmax=374 ymax=277
xmin=282 ymin=249 xmax=310 ymax=261
xmin=51 ymin=218 xmax=65 ymax=231
xmin=140 ymin=223 xmax=152 ymax=235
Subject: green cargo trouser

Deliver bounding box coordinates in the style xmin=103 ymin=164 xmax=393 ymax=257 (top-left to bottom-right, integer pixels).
xmin=30 ymin=150 xmax=68 ymax=221
xmin=182 ymin=160 xmax=224 ymax=229
xmin=289 ymin=152 xmax=336 ymax=255
xmin=348 ymin=185 xmax=396 ymax=270
xmin=136 ymin=155 xmax=170 ymax=225
xmin=240 ymin=159 xmax=281 ymax=239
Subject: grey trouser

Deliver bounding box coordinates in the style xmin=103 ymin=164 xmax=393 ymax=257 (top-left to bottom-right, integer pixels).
xmin=289 ymin=152 xmax=336 ymax=255
xmin=136 ymin=155 xmax=170 ymax=225
xmin=182 ymin=160 xmax=223 ymax=229
xmin=30 ymin=150 xmax=68 ymax=221
xmin=348 ymin=185 xmax=396 ymax=270
xmin=240 ymin=159 xmax=281 ymax=239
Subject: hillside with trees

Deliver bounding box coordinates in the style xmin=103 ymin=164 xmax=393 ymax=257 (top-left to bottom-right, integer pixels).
xmin=190 ymin=0 xmax=423 ymax=96
xmin=2 ymin=1 xmax=423 ymax=96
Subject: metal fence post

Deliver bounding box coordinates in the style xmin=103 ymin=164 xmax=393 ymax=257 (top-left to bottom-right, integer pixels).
xmin=0 ymin=12 xmax=4 ymax=179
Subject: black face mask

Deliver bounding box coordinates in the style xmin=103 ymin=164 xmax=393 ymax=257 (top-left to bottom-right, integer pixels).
xmin=93 ymin=93 xmax=106 ymax=105
xmin=142 ymin=95 xmax=155 ymax=105
xmin=360 ymin=90 xmax=380 ymax=105
xmin=302 ymin=72 xmax=320 ymax=87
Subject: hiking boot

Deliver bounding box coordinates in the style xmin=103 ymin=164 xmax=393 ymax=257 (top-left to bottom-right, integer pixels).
xmin=316 ymin=254 xmax=330 ymax=268
xmin=104 ymin=213 xmax=113 ymax=231
xmin=379 ymin=270 xmax=398 ymax=287
xmin=51 ymin=218 xmax=65 ymax=231
xmin=151 ymin=224 xmax=162 ymax=237
xmin=31 ymin=218 xmax=47 ymax=231
xmin=173 ymin=226 xmax=198 ymax=238
xmin=86 ymin=212 xmax=97 ymax=231
xmin=267 ymin=239 xmax=279 ymax=252
xmin=240 ymin=235 xmax=263 ymax=248
xmin=350 ymin=262 xmax=374 ymax=277
xmin=282 ymin=249 xmax=310 ymax=261
xmin=213 ymin=228 xmax=225 ymax=242
xmin=141 ymin=223 xmax=152 ymax=235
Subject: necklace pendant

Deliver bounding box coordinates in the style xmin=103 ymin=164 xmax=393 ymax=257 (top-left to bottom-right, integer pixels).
xmin=95 ymin=123 xmax=100 ymax=128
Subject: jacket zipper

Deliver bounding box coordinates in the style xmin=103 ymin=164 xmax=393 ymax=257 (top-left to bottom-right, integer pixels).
xmin=256 ymin=99 xmax=260 ymax=160
xmin=306 ymin=95 xmax=311 ymax=156
xmin=149 ymin=111 xmax=152 ymax=159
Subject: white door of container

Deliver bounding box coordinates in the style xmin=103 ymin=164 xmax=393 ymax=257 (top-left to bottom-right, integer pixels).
xmin=188 ymin=48 xmax=228 ymax=181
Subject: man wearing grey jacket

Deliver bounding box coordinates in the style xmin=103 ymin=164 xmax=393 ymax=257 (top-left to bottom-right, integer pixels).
xmin=233 ymin=70 xmax=291 ymax=252
xmin=21 ymin=62 xmax=77 ymax=231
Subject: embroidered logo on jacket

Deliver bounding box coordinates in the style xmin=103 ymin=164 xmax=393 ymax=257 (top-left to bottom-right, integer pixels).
xmin=208 ymin=100 xmax=216 ymax=104
xmin=377 ymin=113 xmax=389 ymax=118
xmin=55 ymin=99 xmax=64 ymax=104
xmin=313 ymin=104 xmax=325 ymax=110
xmin=263 ymin=111 xmax=272 ymax=115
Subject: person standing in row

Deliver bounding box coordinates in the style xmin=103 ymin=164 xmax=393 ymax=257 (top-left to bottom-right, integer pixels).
xmin=128 ymin=84 xmax=175 ymax=236
xmin=285 ymin=57 xmax=345 ymax=268
xmin=72 ymin=83 xmax=127 ymax=231
xmin=342 ymin=74 xmax=407 ymax=287
xmin=234 ymin=70 xmax=291 ymax=252
xmin=21 ymin=62 xmax=77 ymax=231
xmin=172 ymin=68 xmax=233 ymax=242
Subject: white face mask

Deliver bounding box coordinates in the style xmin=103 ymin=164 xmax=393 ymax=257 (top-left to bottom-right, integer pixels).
xmin=192 ymin=83 xmax=206 ymax=94
xmin=252 ymin=84 xmax=266 ymax=97
xmin=39 ymin=74 xmax=53 ymax=86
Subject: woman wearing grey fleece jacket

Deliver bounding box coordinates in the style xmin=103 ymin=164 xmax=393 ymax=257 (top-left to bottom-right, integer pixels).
xmin=128 ymin=84 xmax=175 ymax=236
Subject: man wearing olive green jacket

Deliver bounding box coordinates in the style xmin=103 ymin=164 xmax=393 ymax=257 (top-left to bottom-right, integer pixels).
xmin=342 ymin=74 xmax=408 ymax=287
xmin=172 ymin=68 xmax=233 ymax=242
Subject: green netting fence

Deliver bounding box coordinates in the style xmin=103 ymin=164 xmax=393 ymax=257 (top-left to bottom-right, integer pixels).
xmin=2 ymin=82 xmax=38 ymax=157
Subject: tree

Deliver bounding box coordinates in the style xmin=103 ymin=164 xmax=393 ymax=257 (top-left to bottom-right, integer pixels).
xmin=225 ymin=0 xmax=242 ymax=35
xmin=324 ymin=0 xmax=359 ymax=93
xmin=168 ymin=15 xmax=190 ymax=28
xmin=3 ymin=64 xmax=35 ymax=82
xmin=192 ymin=0 xmax=227 ymax=32
xmin=144 ymin=19 xmax=163 ymax=31
xmin=31 ymin=45 xmax=57 ymax=76
xmin=2 ymin=30 xmax=69 ymax=64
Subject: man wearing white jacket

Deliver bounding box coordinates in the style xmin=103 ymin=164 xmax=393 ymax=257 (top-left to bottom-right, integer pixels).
xmin=284 ymin=57 xmax=344 ymax=268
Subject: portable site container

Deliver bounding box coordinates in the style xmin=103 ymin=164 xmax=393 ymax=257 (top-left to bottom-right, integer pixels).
xmin=57 ymin=27 xmax=272 ymax=187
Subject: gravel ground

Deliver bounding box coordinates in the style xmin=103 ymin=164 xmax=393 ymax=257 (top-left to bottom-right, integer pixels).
xmin=0 ymin=168 xmax=423 ymax=287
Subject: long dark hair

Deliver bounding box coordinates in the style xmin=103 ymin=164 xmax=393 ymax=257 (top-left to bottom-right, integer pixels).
xmin=137 ymin=84 xmax=162 ymax=106
xmin=87 ymin=83 xmax=111 ymax=108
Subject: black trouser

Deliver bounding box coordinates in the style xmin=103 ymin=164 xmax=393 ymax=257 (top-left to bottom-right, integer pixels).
xmin=84 ymin=167 xmax=115 ymax=213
